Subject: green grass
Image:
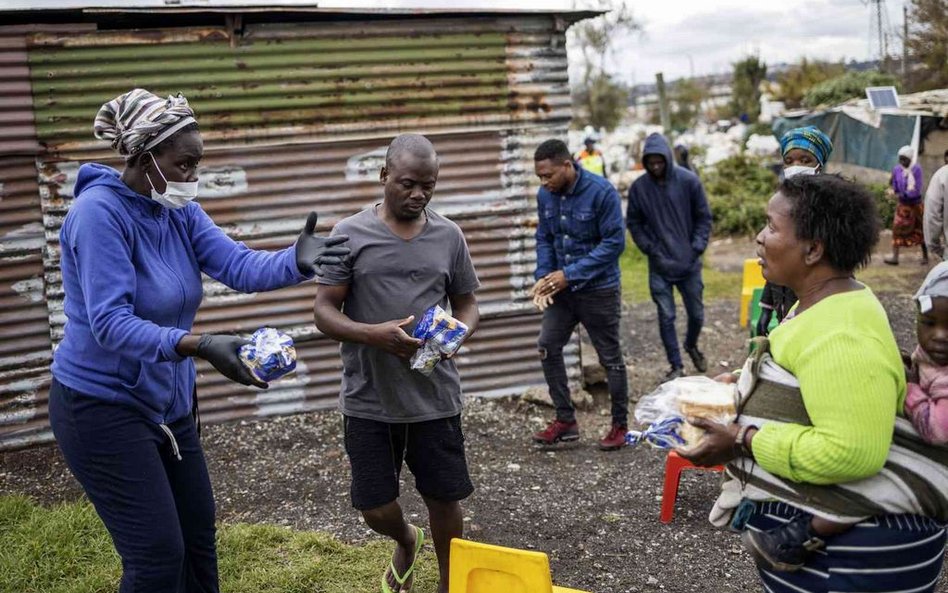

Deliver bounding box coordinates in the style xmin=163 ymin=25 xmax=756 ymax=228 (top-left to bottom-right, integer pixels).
xmin=619 ymin=240 xmax=742 ymax=304
xmin=0 ymin=496 xmax=438 ymax=593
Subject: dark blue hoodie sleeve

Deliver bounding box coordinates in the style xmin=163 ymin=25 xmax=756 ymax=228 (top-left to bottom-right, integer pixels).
xmin=187 ymin=203 xmax=310 ymax=292
xmin=626 ymin=183 xmax=656 ymax=255
xmin=67 ymin=196 xmax=188 ymax=363
xmin=564 ymin=185 xmax=625 ymax=284
xmin=689 ymin=176 xmax=712 ymax=254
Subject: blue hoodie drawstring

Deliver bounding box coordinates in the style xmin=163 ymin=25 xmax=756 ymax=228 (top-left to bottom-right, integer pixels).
xmin=159 ymin=424 xmax=182 ymax=461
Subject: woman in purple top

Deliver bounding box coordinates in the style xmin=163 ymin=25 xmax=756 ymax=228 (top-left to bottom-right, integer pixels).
xmin=884 ymin=144 xmax=928 ymax=265
xmin=49 ymin=88 xmax=348 ymax=593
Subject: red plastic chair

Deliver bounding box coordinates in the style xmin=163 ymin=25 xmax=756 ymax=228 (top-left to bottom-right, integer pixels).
xmin=660 ymin=450 xmax=724 ymax=523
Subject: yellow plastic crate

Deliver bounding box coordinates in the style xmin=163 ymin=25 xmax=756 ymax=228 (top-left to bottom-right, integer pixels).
xmin=740 ymin=258 xmax=766 ymax=327
xmin=449 ymin=538 xmax=590 ymax=593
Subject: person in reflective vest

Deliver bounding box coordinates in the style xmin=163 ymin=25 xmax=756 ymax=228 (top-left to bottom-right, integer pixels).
xmin=574 ymin=136 xmax=607 ymax=177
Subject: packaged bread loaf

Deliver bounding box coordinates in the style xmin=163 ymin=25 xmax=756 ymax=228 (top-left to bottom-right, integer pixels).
xmin=676 ymin=381 xmax=737 ymax=448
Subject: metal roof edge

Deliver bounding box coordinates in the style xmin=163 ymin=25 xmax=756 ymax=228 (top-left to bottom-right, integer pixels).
xmin=0 ymin=1 xmax=603 ymax=19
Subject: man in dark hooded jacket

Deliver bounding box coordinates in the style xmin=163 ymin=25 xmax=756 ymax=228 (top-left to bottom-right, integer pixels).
xmin=627 ymin=133 xmax=712 ymax=380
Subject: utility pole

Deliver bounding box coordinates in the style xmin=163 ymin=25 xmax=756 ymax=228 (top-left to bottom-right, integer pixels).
xmin=655 ymin=72 xmax=671 ymax=135
xmin=902 ymin=3 xmax=908 ymax=84
xmin=875 ymin=0 xmax=887 ymax=66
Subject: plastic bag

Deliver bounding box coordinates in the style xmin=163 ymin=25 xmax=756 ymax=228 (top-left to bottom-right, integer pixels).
xmin=631 ymin=376 xmax=737 ymax=449
xmin=409 ymin=305 xmax=469 ymax=376
xmin=239 ymin=327 xmax=297 ymax=382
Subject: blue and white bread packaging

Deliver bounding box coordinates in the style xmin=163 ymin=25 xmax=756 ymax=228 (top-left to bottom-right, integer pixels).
xmin=238 ymin=327 xmax=297 ymax=382
xmin=409 ymin=305 xmax=469 ymax=376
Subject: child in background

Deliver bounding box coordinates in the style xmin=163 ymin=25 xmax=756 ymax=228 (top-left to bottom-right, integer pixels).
xmin=744 ymin=262 xmax=948 ymax=572
xmin=904 ymin=261 xmax=948 ymax=446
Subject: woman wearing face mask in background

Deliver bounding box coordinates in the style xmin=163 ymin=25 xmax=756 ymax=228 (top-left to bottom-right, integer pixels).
xmin=48 ymin=89 xmax=349 ymax=593
xmin=755 ymin=126 xmax=833 ymax=337
xmin=884 ymin=145 xmax=928 ymax=266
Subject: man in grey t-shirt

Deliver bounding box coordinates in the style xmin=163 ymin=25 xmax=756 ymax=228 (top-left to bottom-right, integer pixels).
xmin=315 ymin=134 xmax=479 ymax=593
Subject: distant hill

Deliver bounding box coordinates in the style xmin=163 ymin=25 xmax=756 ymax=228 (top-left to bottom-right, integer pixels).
xmin=628 ymin=59 xmax=887 ymax=105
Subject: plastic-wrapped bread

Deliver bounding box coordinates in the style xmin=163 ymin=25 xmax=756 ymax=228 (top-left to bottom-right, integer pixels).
xmin=410 ymin=305 xmax=470 ymax=376
xmin=238 ymin=327 xmax=297 ymax=382
xmin=676 ymin=381 xmax=737 ymax=448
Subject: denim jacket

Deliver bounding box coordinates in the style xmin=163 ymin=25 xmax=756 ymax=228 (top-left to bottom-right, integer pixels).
xmin=535 ymin=165 xmax=625 ymax=292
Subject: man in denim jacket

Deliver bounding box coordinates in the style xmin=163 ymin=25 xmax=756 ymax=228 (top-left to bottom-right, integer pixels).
xmin=530 ymin=139 xmax=629 ymax=450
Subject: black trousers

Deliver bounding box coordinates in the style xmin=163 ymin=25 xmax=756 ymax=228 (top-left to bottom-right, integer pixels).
xmin=537 ymin=287 xmax=629 ymax=425
xmin=49 ymin=378 xmax=218 ymax=593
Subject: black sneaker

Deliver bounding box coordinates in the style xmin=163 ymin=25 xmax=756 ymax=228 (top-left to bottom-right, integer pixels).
xmin=685 ymin=346 xmax=707 ymax=373
xmin=663 ymin=367 xmax=684 ymax=381
xmin=741 ymin=514 xmax=825 ymax=572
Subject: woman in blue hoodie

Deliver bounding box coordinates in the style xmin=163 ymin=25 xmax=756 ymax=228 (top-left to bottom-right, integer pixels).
xmin=49 ymin=89 xmax=348 ymax=593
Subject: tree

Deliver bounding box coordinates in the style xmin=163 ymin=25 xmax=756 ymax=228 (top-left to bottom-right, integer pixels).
xmin=669 ymin=79 xmax=706 ymax=131
xmin=574 ymin=74 xmax=631 ymax=131
xmin=770 ymin=59 xmax=845 ymax=109
xmin=568 ymin=1 xmax=640 ymax=130
xmin=803 ymin=70 xmax=899 ymax=107
xmin=729 ymin=55 xmax=767 ymax=123
xmin=905 ymin=0 xmax=948 ymax=91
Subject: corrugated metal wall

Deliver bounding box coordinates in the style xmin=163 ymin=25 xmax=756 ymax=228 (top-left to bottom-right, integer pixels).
xmin=0 ymin=25 xmax=91 ymax=450
xmin=0 ymin=13 xmax=581 ymax=449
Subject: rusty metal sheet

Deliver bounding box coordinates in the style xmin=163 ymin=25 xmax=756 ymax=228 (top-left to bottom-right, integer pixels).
xmin=37 ymin=132 xmax=538 ymax=323
xmin=0 ymin=248 xmax=51 ymax=451
xmin=0 ymin=24 xmax=96 ymax=157
xmin=0 ymin=131 xmax=54 ymax=448
xmin=25 ymin=16 xmax=570 ymax=159
xmin=0 ymin=13 xmax=579 ymax=450
xmin=0 ymin=27 xmax=40 ymax=157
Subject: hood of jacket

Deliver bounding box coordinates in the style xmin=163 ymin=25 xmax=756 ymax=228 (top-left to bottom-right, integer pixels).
xmin=642 ymin=133 xmax=676 ymax=182
xmin=74 ymin=163 xmax=165 ymax=216
xmin=74 ymin=163 xmax=137 ymax=198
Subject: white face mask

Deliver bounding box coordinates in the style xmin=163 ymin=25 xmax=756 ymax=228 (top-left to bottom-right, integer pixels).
xmin=145 ymin=152 xmax=198 ymax=209
xmin=783 ymin=165 xmax=819 ymax=179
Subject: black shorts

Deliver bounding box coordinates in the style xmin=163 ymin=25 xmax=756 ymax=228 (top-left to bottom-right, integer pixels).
xmin=343 ymin=414 xmax=474 ymax=511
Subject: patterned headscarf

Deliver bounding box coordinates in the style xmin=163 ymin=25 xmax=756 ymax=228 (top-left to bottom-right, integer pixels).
xmin=779 ymin=125 xmax=833 ymax=166
xmin=93 ymin=88 xmax=197 ymax=160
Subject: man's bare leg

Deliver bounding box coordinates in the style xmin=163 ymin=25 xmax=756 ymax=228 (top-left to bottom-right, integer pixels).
xmin=422 ymin=496 xmax=463 ymax=593
xmin=362 ymin=500 xmax=419 ymax=592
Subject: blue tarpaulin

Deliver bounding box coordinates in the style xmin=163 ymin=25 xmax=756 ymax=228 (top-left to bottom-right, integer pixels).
xmin=773 ymin=111 xmax=920 ymax=172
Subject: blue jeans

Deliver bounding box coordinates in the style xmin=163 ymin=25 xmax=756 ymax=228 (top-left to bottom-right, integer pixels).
xmin=49 ymin=379 xmax=218 ymax=593
xmin=537 ymin=287 xmax=629 ymax=425
xmin=648 ymin=267 xmax=704 ymax=369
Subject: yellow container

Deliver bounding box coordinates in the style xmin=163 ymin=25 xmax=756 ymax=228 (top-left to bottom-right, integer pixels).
xmin=449 ymin=538 xmax=589 ymax=593
xmin=739 ymin=258 xmax=766 ymax=327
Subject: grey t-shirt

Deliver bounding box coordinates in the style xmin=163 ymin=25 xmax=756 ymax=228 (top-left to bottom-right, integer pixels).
xmin=318 ymin=206 xmax=480 ymax=423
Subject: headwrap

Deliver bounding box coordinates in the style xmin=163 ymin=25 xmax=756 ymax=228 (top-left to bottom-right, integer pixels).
xmin=93 ymin=88 xmax=197 ymax=159
xmin=778 ymin=125 xmax=833 ymax=166
xmin=899 ymin=145 xmax=915 ymax=160
xmin=915 ymin=261 xmax=948 ymax=313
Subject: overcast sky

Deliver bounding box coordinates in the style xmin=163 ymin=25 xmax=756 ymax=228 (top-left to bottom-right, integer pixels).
xmin=605 ymin=0 xmax=903 ymax=84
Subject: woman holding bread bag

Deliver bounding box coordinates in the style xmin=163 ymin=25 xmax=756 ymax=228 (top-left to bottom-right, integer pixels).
xmin=48 ymin=88 xmax=348 ymax=592
xmin=680 ymin=174 xmax=947 ymax=592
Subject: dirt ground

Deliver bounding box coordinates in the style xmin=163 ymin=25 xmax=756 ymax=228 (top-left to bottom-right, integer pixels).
xmin=1 ymin=248 xmax=943 ymax=593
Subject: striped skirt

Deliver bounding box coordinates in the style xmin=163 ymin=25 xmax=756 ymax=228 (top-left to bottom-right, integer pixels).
xmin=746 ymin=501 xmax=947 ymax=593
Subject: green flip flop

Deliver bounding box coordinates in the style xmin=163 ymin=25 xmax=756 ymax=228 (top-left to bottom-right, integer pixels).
xmin=381 ymin=525 xmax=425 ymax=593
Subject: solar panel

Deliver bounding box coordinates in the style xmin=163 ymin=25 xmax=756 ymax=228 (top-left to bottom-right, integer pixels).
xmin=866 ymin=86 xmax=900 ymax=109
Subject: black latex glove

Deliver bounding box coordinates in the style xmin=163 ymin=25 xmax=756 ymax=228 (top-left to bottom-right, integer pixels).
xmin=295 ymin=211 xmax=350 ymax=277
xmin=196 ymin=334 xmax=268 ymax=389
